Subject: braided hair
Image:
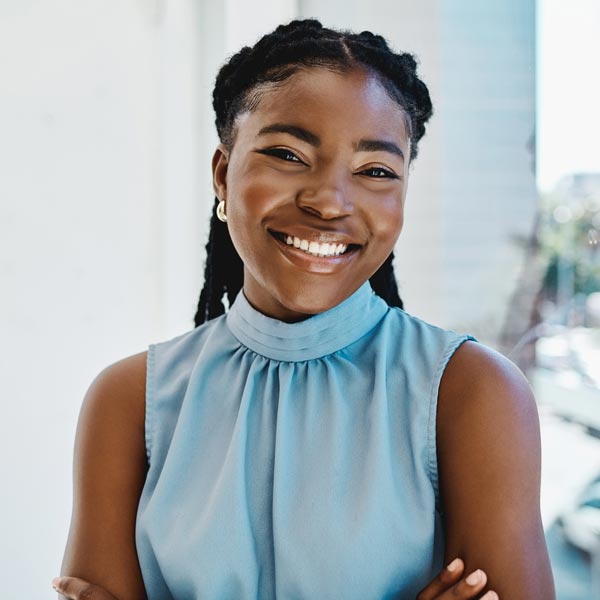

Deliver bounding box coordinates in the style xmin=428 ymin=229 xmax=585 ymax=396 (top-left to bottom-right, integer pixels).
xmin=194 ymin=18 xmax=433 ymax=326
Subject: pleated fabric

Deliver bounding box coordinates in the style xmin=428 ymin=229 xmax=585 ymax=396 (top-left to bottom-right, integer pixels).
xmin=135 ymin=281 xmax=477 ymax=599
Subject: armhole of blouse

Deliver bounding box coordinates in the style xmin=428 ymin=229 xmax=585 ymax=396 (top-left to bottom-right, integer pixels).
xmin=427 ymin=334 xmax=478 ymax=514
xmin=145 ymin=344 xmax=156 ymax=465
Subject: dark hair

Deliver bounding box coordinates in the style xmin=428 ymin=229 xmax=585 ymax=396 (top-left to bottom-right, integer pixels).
xmin=194 ymin=18 xmax=433 ymax=326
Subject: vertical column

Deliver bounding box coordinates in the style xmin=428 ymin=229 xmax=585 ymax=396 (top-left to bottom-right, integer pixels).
xmin=159 ymin=0 xmax=207 ymax=334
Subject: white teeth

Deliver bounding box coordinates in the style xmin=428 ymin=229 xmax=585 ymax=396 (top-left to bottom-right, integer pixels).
xmin=319 ymin=243 xmax=330 ymax=256
xmin=308 ymin=241 xmax=319 ymax=254
xmin=281 ymin=233 xmax=348 ymax=257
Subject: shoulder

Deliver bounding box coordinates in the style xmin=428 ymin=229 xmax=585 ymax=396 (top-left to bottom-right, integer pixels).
xmin=439 ymin=340 xmax=536 ymax=418
xmin=91 ymin=350 xmax=147 ymax=394
xmin=437 ymin=339 xmax=541 ymax=496
xmin=83 ymin=351 xmax=148 ymax=434
xmin=436 ymin=339 xmax=542 ymax=494
xmin=435 ymin=341 xmax=555 ymax=597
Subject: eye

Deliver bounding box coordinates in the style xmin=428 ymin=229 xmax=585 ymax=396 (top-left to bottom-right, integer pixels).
xmin=257 ymin=148 xmax=304 ymax=163
xmin=359 ymin=166 xmax=400 ymax=180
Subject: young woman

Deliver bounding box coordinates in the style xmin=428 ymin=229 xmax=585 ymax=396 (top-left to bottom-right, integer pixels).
xmin=53 ymin=19 xmax=555 ymax=600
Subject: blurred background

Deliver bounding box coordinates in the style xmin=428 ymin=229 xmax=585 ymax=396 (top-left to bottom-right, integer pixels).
xmin=1 ymin=0 xmax=599 ymax=597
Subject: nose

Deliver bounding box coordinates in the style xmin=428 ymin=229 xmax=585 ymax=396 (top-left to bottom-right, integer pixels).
xmin=296 ymin=169 xmax=354 ymax=220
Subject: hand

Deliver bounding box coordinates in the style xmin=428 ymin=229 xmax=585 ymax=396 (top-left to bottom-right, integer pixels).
xmin=416 ymin=558 xmax=499 ymax=599
xmin=51 ymin=576 xmax=120 ymax=600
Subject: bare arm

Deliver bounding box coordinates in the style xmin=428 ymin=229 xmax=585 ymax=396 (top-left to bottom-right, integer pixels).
xmin=59 ymin=352 xmax=149 ymax=600
xmin=436 ymin=341 xmax=555 ymax=599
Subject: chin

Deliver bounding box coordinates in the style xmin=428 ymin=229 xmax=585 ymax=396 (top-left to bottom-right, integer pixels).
xmin=273 ymin=280 xmax=357 ymax=318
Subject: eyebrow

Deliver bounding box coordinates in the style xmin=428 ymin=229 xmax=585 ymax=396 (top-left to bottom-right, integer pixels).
xmin=257 ymin=122 xmax=405 ymax=160
xmin=258 ymin=123 xmax=320 ymax=147
xmin=356 ymin=139 xmax=404 ymax=160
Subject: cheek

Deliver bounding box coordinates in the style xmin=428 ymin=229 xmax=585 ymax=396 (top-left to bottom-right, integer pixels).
xmin=225 ymin=176 xmax=288 ymax=263
xmin=228 ymin=172 xmax=288 ymax=221
xmin=370 ymin=196 xmax=404 ymax=243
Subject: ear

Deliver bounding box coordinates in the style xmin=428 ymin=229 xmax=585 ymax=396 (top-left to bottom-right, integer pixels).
xmin=212 ymin=143 xmax=230 ymax=201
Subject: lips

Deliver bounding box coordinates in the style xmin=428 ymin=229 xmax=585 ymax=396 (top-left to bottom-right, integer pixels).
xmin=267 ymin=228 xmax=362 ymax=272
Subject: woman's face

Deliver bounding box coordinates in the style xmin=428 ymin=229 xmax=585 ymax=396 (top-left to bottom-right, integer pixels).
xmin=212 ymin=67 xmax=411 ymax=322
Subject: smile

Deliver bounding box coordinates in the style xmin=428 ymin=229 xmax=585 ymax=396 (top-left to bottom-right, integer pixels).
xmin=269 ymin=230 xmax=360 ymax=258
xmin=283 ymin=234 xmax=346 ymax=257
xmin=268 ymin=229 xmax=362 ymax=273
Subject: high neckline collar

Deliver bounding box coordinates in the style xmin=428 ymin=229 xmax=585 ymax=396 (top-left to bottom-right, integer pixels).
xmin=225 ymin=281 xmax=389 ymax=362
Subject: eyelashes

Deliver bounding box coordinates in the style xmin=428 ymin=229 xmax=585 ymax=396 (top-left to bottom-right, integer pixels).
xmin=363 ymin=167 xmax=399 ymax=179
xmin=256 ymin=147 xmax=400 ymax=180
xmin=258 ymin=148 xmax=303 ymax=163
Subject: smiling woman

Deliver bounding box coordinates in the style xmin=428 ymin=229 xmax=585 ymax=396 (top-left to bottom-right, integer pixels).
xmin=54 ymin=18 xmax=555 ymax=600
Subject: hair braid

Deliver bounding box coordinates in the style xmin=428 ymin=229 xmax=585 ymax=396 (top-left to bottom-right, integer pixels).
xmin=194 ymin=198 xmax=243 ymax=326
xmin=196 ymin=18 xmax=432 ymax=324
xmin=369 ymin=253 xmax=403 ymax=310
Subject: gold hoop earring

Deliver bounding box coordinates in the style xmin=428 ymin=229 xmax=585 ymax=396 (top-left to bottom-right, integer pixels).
xmin=216 ymin=200 xmax=227 ymax=222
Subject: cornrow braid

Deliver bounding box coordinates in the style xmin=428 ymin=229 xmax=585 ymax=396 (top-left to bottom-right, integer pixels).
xmin=195 ymin=18 xmax=431 ymax=325
xmin=212 ymin=19 xmax=432 ymax=159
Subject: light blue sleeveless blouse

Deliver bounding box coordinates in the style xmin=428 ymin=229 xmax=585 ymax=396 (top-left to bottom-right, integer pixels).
xmin=135 ymin=281 xmax=477 ymax=599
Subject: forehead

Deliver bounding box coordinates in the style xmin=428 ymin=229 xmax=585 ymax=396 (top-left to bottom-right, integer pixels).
xmin=233 ymin=67 xmax=410 ymax=145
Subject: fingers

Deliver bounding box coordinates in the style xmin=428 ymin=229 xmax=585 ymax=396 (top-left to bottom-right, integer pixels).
xmin=416 ymin=558 xmax=465 ymax=599
xmin=51 ymin=576 xmax=119 ymax=600
xmin=416 ymin=559 xmax=499 ymax=600
xmin=439 ymin=568 xmax=490 ymax=599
